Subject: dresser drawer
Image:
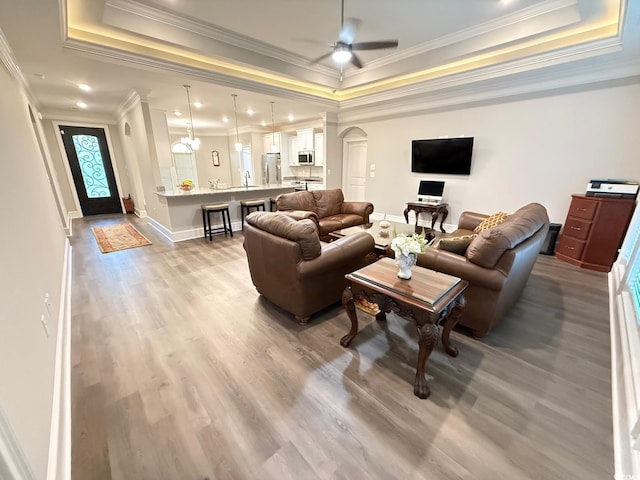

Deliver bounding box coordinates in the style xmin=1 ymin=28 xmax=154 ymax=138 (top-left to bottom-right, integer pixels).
xmin=556 ymin=236 xmax=585 ymax=260
xmin=568 ymin=197 xmax=597 ymax=220
xmin=563 ymin=218 xmax=592 ymax=241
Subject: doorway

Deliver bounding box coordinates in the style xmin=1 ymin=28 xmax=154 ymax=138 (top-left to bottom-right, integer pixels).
xmin=58 ymin=125 xmax=122 ymax=215
xmin=343 ymin=138 xmax=368 ymax=202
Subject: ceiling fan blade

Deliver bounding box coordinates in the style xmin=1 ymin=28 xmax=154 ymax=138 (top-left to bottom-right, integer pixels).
xmin=351 ymin=40 xmax=399 ymax=51
xmin=309 ymin=51 xmax=334 ymax=65
xmin=338 ymin=17 xmax=361 ymax=45
xmin=350 ymin=53 xmax=363 ymax=69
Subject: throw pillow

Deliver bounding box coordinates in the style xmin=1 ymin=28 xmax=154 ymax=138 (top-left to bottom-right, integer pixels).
xmin=473 ymin=212 xmax=509 ymax=233
xmin=435 ymin=234 xmax=477 ymax=255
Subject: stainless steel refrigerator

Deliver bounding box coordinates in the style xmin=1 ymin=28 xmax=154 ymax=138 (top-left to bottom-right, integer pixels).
xmin=262 ymin=153 xmax=281 ymax=185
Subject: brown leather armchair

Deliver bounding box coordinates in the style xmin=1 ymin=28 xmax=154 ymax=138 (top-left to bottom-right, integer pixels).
xmin=416 ymin=203 xmax=550 ymax=338
xmin=243 ymin=211 xmax=375 ymax=324
xmin=275 ymin=189 xmax=374 ymax=237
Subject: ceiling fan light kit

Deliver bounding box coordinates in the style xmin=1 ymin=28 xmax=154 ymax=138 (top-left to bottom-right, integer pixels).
xmin=310 ymin=0 xmax=398 ymax=70
xmin=232 ymin=94 xmax=242 ymax=152
xmin=180 ymin=84 xmax=200 ymax=151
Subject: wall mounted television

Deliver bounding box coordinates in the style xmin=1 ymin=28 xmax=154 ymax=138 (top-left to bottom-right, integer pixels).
xmin=411 ymin=137 xmax=474 ymax=175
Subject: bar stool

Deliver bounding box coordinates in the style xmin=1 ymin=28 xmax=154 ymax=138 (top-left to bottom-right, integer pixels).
xmin=270 ymin=197 xmax=278 ymax=212
xmin=240 ymin=199 xmax=266 ymax=228
xmin=201 ymin=203 xmax=232 ymax=241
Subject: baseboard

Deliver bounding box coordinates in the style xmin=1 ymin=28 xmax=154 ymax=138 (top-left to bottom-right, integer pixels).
xmin=147 ymin=216 xmax=241 ymax=243
xmin=46 ymin=240 xmax=72 ymax=480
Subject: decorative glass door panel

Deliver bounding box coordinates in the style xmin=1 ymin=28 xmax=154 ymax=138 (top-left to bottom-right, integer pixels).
xmin=59 ymin=126 xmax=122 ymax=215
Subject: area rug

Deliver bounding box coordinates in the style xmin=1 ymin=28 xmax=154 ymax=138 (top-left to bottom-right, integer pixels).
xmin=91 ymin=223 xmax=152 ymax=253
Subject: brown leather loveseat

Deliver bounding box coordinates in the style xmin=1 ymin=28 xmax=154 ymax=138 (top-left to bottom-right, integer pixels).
xmin=243 ymin=211 xmax=375 ymax=324
xmin=275 ymin=189 xmax=374 ymax=237
xmin=416 ymin=203 xmax=550 ymax=338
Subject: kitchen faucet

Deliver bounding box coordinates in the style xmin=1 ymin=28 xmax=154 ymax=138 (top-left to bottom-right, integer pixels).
xmin=244 ymin=170 xmax=251 ymax=187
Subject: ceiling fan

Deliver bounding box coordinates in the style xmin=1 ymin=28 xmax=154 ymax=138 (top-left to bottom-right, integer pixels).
xmin=310 ymin=0 xmax=399 ymax=69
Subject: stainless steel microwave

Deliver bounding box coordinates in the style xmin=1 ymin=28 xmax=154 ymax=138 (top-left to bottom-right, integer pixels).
xmin=298 ymin=151 xmax=314 ymax=165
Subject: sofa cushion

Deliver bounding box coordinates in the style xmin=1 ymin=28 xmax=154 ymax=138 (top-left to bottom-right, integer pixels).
xmin=435 ymin=234 xmax=477 ymax=255
xmin=313 ymin=189 xmax=344 ymax=218
xmin=473 ymin=212 xmax=509 ymax=233
xmin=466 ymin=204 xmax=547 ymax=268
xmin=246 ymin=211 xmax=321 ymax=260
xmin=277 ymin=191 xmax=318 ymax=214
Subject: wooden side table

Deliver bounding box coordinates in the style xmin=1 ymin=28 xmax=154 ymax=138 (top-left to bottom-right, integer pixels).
xmin=341 ymin=258 xmax=467 ymax=399
xmin=404 ymin=202 xmax=448 ymax=233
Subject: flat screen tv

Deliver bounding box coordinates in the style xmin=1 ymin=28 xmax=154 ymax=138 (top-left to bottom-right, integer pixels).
xmin=411 ymin=137 xmax=474 ymax=175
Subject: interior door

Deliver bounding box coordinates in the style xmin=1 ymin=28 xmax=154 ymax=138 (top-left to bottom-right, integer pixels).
xmin=344 ymin=139 xmax=368 ymax=201
xmin=59 ymin=126 xmax=122 ymax=215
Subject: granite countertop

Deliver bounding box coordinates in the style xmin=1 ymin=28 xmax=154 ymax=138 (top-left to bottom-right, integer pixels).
xmin=154 ymin=183 xmax=295 ymax=197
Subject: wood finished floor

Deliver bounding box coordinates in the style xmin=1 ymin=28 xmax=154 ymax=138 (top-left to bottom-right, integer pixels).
xmin=71 ymin=214 xmax=613 ymax=480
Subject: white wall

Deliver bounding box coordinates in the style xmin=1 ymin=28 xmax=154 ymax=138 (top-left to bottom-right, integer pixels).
xmin=344 ymin=79 xmax=640 ymax=225
xmin=0 ymin=61 xmax=67 ymax=477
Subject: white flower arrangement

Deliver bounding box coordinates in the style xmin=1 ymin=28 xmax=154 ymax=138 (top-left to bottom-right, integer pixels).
xmin=390 ymin=231 xmax=429 ymax=257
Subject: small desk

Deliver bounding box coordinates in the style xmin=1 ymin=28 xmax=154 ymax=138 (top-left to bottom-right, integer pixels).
xmin=341 ymin=258 xmax=467 ymax=399
xmin=404 ymin=202 xmax=448 ymax=233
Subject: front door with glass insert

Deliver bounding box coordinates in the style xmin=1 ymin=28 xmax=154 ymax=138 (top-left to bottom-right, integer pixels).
xmin=59 ymin=126 xmax=122 ymax=215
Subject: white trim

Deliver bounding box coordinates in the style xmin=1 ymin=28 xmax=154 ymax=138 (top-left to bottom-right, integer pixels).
xmin=52 ymin=122 xmax=126 ymax=215
xmin=146 ymin=215 xmax=241 ymax=243
xmin=0 ymin=405 xmax=35 ymax=480
xmin=46 ymin=240 xmax=71 ymax=480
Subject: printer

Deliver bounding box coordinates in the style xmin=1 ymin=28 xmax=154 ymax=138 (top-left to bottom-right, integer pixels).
xmin=586 ymin=179 xmax=639 ymax=199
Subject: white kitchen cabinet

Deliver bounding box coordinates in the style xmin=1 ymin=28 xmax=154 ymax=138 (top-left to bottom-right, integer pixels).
xmin=313 ymin=133 xmax=324 ymax=166
xmin=288 ymin=136 xmax=300 ymax=166
xmin=296 ymin=128 xmax=314 ymax=151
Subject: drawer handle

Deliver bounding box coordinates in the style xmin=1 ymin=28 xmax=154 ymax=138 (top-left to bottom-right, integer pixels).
xmin=577 ymin=208 xmax=588 ymax=212
xmin=570 ymin=226 xmax=581 ymax=231
xmin=567 ymin=246 xmax=575 ymax=250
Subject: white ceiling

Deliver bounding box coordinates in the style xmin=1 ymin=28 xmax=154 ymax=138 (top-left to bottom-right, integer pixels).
xmin=0 ymin=0 xmax=637 ymax=134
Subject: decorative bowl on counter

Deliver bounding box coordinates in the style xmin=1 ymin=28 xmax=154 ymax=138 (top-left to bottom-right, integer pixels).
xmin=177 ymin=184 xmax=195 ymax=192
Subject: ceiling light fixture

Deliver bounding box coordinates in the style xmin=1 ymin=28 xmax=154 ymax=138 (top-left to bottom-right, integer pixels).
xmin=232 ymin=94 xmax=242 ymax=152
xmin=180 ymin=85 xmax=200 ymax=151
xmin=174 ymin=111 xmax=182 ymax=117
xmin=76 ymin=101 xmax=87 ymax=109
xmin=331 ymin=46 xmax=352 ymax=64
xmin=270 ymin=101 xmax=278 ymax=153
xmin=78 ymin=84 xmax=91 ymax=91
xmin=194 ymin=101 xmax=202 ymax=108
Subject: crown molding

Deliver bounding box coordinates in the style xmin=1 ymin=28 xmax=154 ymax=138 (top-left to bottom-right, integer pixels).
xmin=353 ymin=0 xmax=580 ymax=74
xmin=116 ymin=89 xmax=142 ymax=121
xmin=40 ymin=109 xmax=117 ymax=124
xmin=0 ymin=28 xmax=40 ymax=110
xmin=337 ymin=51 xmax=640 ymax=125
xmin=103 ymin=0 xmax=338 ymax=78
xmin=62 ymin=37 xmax=340 ymax=109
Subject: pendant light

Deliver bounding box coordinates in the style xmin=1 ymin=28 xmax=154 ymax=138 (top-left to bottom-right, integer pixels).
xmin=270 ymin=101 xmax=278 ymax=153
xmin=232 ymin=94 xmax=242 ymax=152
xmin=180 ymin=85 xmax=200 ymax=151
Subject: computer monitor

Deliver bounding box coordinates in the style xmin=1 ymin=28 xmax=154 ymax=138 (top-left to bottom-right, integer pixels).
xmin=417 ymin=180 xmax=445 ymax=203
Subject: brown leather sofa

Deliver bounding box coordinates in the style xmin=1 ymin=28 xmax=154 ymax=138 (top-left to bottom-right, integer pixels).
xmin=416 ymin=203 xmax=550 ymax=338
xmin=243 ymin=211 xmax=375 ymax=324
xmin=275 ymin=189 xmax=374 ymax=237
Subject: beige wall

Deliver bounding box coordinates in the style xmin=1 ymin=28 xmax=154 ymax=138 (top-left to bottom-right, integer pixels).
xmin=0 ymin=59 xmax=67 ymax=478
xmin=341 ymin=79 xmax=640 ymax=225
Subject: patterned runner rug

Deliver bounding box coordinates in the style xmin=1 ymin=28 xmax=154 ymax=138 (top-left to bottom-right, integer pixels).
xmin=91 ymin=223 xmax=152 ymax=253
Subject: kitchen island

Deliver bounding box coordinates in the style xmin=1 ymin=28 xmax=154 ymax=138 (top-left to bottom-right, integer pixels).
xmin=151 ymin=184 xmax=295 ymax=242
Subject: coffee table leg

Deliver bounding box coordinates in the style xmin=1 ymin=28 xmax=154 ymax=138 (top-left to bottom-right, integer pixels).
xmin=441 ymin=295 xmax=465 ymax=357
xmin=414 ymin=323 xmax=439 ymax=399
xmin=340 ymin=286 xmax=359 ymax=347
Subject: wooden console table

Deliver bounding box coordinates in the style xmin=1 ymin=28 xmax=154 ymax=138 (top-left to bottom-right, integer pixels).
xmin=404 ymin=202 xmax=448 ymax=233
xmin=341 ymin=257 xmax=467 ymax=399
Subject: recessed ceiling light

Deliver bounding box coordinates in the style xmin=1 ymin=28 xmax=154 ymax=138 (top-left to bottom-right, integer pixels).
xmin=288 ymin=114 xmax=294 ymax=122
xmin=222 ymin=116 xmax=229 ymax=123
xmin=78 ymin=84 xmax=91 ymax=91
xmin=247 ymin=108 xmax=254 ymax=116
xmin=76 ymin=102 xmax=88 ymax=109
xmin=261 ymin=120 xmax=266 ymax=127
xmin=194 ymin=101 xmax=202 ymax=108
xmin=34 ymin=73 xmax=45 ymax=80
xmin=174 ymin=111 xmax=182 ymax=116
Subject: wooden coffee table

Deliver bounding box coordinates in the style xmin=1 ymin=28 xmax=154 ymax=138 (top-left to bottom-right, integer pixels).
xmin=341 ymin=257 xmax=467 ymax=399
xmin=330 ymin=220 xmax=434 ymax=256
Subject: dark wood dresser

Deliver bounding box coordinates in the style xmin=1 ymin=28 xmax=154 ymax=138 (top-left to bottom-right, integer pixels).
xmin=555 ymin=194 xmax=635 ymax=272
